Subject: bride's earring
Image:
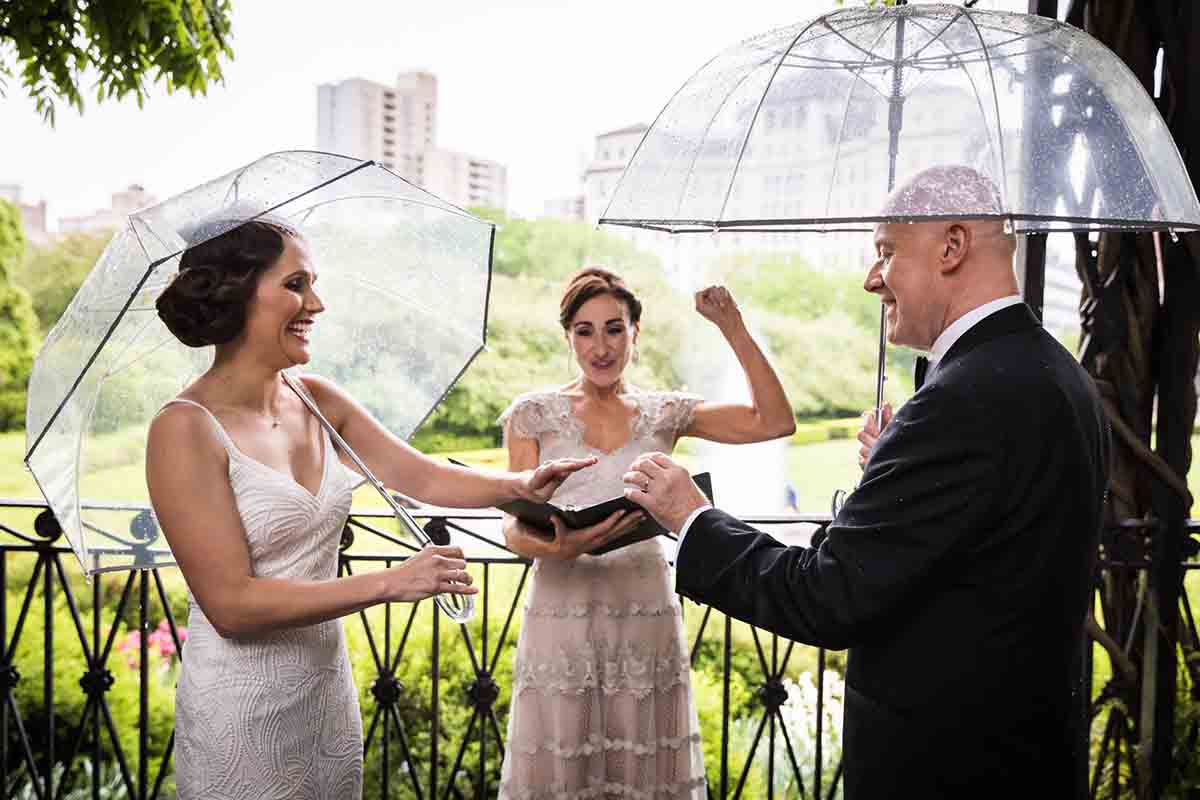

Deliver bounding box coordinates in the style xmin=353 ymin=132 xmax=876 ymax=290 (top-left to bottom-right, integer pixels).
xmin=633 ymin=342 xmax=640 ymax=365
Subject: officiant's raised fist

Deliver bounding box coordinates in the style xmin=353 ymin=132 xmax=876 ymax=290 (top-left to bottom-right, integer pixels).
xmin=695 ymin=286 xmax=742 ymax=332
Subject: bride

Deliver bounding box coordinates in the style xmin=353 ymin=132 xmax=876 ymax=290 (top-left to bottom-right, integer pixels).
xmin=147 ymin=219 xmax=592 ymax=799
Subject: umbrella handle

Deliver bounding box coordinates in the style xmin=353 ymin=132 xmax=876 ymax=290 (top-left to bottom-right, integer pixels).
xmin=832 ymin=305 xmax=888 ymax=515
xmin=281 ymin=372 xmax=475 ymax=623
xmin=875 ymin=303 xmax=887 ymax=423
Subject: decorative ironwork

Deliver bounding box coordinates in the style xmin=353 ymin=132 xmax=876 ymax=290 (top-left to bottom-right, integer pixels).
xmin=0 ymin=500 xmax=1195 ymax=799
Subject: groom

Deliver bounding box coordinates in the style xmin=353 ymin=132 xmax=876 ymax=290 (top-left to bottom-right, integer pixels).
xmin=625 ymin=166 xmax=1110 ymax=799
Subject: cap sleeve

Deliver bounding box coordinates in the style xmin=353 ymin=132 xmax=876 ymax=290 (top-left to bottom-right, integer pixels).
xmin=497 ymin=392 xmax=558 ymax=443
xmin=648 ymin=391 xmax=703 ymax=438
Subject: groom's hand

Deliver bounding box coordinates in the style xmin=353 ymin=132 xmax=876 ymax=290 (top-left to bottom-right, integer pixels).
xmin=857 ymin=403 xmax=892 ymax=470
xmin=623 ymin=452 xmax=708 ymax=533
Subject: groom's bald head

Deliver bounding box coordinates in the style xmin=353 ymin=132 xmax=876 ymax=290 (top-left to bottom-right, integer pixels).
xmin=863 ymin=165 xmax=1020 ymax=350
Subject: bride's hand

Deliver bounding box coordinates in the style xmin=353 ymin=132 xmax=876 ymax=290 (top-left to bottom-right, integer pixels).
xmin=516 ymin=457 xmax=598 ymax=503
xmin=383 ymin=545 xmax=479 ymax=602
xmin=543 ymin=510 xmax=645 ymax=561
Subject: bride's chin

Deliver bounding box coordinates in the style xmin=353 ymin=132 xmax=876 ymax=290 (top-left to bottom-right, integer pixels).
xmin=283 ymin=345 xmax=311 ymax=366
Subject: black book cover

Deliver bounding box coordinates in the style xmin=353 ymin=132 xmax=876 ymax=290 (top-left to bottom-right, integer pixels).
xmin=495 ymin=472 xmax=713 ymax=555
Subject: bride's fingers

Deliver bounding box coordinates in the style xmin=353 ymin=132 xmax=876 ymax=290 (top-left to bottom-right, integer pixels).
xmin=434 ymin=555 xmax=467 ymax=571
xmin=441 ymin=569 xmax=472 ymax=586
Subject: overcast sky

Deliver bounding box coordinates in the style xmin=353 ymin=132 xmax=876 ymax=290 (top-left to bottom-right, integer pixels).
xmin=0 ymin=0 xmax=1032 ymax=225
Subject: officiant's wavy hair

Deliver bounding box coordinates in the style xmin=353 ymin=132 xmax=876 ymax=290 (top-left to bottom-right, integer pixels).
xmin=559 ymin=268 xmax=643 ymax=329
xmin=157 ymin=219 xmax=301 ymax=348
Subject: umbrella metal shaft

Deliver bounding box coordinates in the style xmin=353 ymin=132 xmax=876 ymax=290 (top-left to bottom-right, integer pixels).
xmin=281 ymin=372 xmax=474 ymax=623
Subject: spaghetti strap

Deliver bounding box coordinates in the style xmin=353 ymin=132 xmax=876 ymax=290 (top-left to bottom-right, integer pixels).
xmin=159 ymin=398 xmax=237 ymax=453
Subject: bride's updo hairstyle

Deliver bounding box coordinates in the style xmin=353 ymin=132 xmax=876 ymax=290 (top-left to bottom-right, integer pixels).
xmin=156 ymin=219 xmax=299 ymax=348
xmin=558 ymin=267 xmax=643 ymax=330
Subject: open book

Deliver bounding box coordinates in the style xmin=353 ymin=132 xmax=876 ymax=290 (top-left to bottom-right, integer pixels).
xmin=495 ymin=471 xmax=714 ymax=556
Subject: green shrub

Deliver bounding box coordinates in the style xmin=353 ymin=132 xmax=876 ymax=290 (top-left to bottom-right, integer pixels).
xmin=0 ymin=201 xmax=38 ymax=431
xmin=14 ymin=231 xmax=112 ymax=335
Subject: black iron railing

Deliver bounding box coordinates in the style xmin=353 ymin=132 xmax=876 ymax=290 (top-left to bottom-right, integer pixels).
xmin=0 ymin=499 xmax=1196 ymax=799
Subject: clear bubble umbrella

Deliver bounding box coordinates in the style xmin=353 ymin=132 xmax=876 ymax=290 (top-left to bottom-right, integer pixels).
xmin=600 ymin=2 xmax=1200 ymax=494
xmin=24 ymin=150 xmax=493 ymax=622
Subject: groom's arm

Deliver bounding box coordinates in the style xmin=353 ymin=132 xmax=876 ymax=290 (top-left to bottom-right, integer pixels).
xmin=675 ymin=384 xmax=1000 ymax=649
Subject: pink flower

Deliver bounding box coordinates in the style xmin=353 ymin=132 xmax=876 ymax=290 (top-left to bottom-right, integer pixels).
xmin=114 ymin=620 xmax=188 ymax=671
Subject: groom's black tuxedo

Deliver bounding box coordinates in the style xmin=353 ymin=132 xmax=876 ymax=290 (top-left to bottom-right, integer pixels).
xmin=676 ymin=303 xmax=1109 ymax=799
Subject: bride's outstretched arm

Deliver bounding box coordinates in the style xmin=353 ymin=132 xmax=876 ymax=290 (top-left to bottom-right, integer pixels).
xmin=147 ymin=405 xmax=478 ymax=639
xmin=296 ymin=375 xmax=594 ymax=508
xmin=683 ymin=286 xmax=796 ymax=444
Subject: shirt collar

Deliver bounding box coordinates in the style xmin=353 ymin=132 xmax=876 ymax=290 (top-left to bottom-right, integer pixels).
xmin=928 ymin=295 xmax=1023 ymax=365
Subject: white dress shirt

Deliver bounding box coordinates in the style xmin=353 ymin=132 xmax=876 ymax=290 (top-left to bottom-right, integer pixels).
xmin=924 ymin=294 xmax=1023 ymax=377
xmin=674 ymin=294 xmax=1025 ymax=549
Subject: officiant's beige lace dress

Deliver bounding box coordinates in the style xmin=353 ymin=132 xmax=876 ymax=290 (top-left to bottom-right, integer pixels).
xmin=497 ymin=390 xmax=708 ymax=800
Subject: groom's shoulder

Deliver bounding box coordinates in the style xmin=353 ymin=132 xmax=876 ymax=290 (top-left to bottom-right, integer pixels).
xmin=932 ymin=327 xmax=1091 ymax=421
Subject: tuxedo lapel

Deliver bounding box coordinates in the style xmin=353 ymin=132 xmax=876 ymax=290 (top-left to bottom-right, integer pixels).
xmin=937 ymin=303 xmax=1039 ymax=371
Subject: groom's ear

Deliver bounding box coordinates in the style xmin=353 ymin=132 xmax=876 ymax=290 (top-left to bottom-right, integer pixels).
xmin=939 ymin=224 xmax=970 ymax=274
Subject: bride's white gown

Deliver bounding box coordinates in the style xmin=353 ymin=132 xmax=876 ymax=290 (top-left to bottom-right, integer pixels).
xmin=166 ymin=399 xmax=366 ymax=799
xmin=497 ymin=390 xmax=708 ymax=800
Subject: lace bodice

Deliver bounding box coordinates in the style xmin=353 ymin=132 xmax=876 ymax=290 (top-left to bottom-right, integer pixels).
xmin=499 ymin=389 xmax=701 ymax=510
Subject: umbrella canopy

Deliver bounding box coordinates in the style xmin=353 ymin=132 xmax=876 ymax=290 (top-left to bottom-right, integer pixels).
xmin=24 ymin=150 xmax=495 ymax=575
xmin=600 ymin=3 xmax=1200 ymax=234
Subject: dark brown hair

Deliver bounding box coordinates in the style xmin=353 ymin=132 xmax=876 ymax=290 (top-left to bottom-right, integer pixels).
xmin=558 ymin=267 xmax=643 ymax=330
xmin=156 ymin=220 xmax=298 ymax=348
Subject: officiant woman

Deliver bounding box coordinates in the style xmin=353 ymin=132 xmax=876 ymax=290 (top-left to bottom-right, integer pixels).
xmin=496 ymin=267 xmax=795 ymax=799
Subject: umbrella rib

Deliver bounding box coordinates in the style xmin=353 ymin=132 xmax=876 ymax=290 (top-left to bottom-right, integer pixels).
xmin=898 ymin=13 xmax=1006 ymax=206
xmin=956 ymin=9 xmax=1013 ymax=214
xmin=778 ymin=37 xmax=1056 ymax=72
xmin=93 ymin=297 xmax=174 ymax=381
xmin=715 ymin=19 xmax=824 ymax=224
xmin=403 ymin=342 xmax=487 ymax=442
xmin=371 ymin=162 xmax=490 ymax=221
xmin=822 ymin=17 xmax=902 ymax=217
xmin=481 ymin=226 xmax=494 ymax=343
xmin=819 ymin=16 xmax=900 ymax=68
xmin=283 ymin=193 xmax=490 ymax=225
xmin=600 ymin=43 xmax=727 ymax=225
xmin=672 ymin=52 xmax=782 ymax=223
xmin=902 ymin=8 xmax=967 ymax=65
xmin=100 ymin=333 xmax=184 ymax=379
xmin=597 ymin=212 xmax=1200 ymax=232
xmin=339 ymin=272 xmax=484 ymax=347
